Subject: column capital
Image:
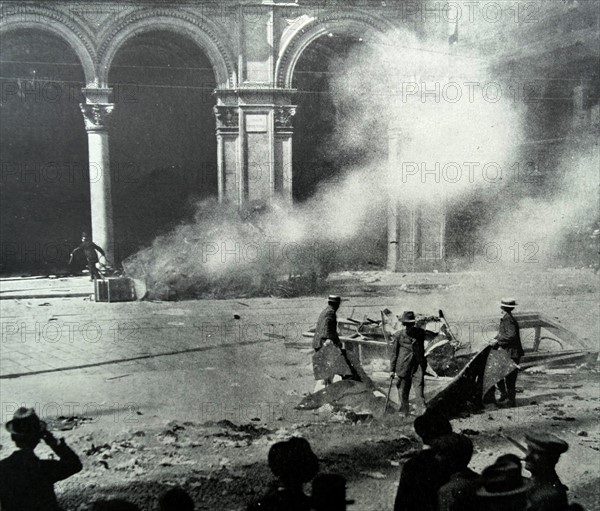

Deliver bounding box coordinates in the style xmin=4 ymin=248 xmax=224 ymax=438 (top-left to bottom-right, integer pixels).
xmin=80 ymin=103 xmax=114 ymax=132
xmin=213 ymin=105 xmax=239 ymax=130
xmin=274 ymin=105 xmax=297 ymax=130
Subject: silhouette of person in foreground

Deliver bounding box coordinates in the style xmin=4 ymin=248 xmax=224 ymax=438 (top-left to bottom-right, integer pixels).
xmin=247 ymin=437 xmax=319 ymax=511
xmin=432 ymin=433 xmax=479 ymax=511
xmin=476 ymin=455 xmax=531 ymax=511
xmin=393 ymin=410 xmax=453 ymax=511
xmin=0 ymin=407 xmax=83 ymax=511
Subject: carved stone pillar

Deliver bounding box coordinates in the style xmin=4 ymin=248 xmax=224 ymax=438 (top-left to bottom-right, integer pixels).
xmin=274 ymin=105 xmax=296 ymax=202
xmin=80 ymin=88 xmax=115 ymax=263
xmin=214 ymin=88 xmax=296 ymax=208
xmin=214 ymin=104 xmax=241 ymax=204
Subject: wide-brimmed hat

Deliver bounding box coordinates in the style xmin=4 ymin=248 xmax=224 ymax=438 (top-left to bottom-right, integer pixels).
xmin=477 ymin=457 xmax=532 ymax=497
xmin=312 ymin=473 xmax=355 ymax=508
xmin=525 ymin=432 xmax=568 ymax=456
xmin=399 ymin=311 xmax=416 ymax=323
xmin=268 ymin=437 xmax=319 ymax=483
xmin=500 ymin=299 xmax=517 ymax=308
xmin=5 ymin=407 xmax=46 ymax=437
xmin=328 ymin=295 xmax=341 ymax=304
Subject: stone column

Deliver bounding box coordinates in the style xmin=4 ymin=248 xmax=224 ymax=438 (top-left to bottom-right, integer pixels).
xmin=80 ymin=88 xmax=115 ymax=263
xmin=387 ymin=124 xmax=400 ymax=271
xmin=214 ymin=89 xmax=296 ymax=208
xmin=274 ymin=105 xmax=296 ymax=202
xmin=214 ymin=103 xmax=241 ymax=205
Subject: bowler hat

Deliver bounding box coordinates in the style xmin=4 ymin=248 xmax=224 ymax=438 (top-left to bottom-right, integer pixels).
xmin=525 ymin=432 xmax=568 ymax=456
xmin=500 ymin=298 xmax=517 ymax=308
xmin=477 ymin=457 xmax=532 ymax=497
xmin=328 ymin=295 xmax=341 ymax=304
xmin=5 ymin=407 xmax=46 ymax=437
xmin=312 ymin=473 xmax=355 ymax=508
xmin=268 ymin=437 xmax=319 ymax=483
xmin=400 ymin=311 xmax=416 ymax=323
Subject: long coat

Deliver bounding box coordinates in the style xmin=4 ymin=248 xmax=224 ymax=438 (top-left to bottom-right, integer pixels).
xmin=390 ymin=326 xmax=427 ymax=379
xmin=312 ymin=305 xmax=352 ymax=380
xmin=312 ymin=305 xmax=340 ymax=350
xmin=0 ymin=441 xmax=82 ymax=511
xmin=496 ymin=312 xmax=524 ymax=359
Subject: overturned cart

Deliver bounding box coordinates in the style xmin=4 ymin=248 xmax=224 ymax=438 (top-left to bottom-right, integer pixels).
xmin=298 ymin=311 xmax=597 ymax=416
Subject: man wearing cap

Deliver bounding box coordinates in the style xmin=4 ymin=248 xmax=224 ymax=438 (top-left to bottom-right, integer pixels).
xmin=69 ymin=232 xmax=106 ymax=281
xmin=389 ymin=311 xmax=447 ymax=416
xmin=0 ymin=407 xmax=83 ymax=510
xmin=476 ymin=455 xmax=532 ymax=511
xmin=524 ymin=432 xmax=569 ymax=511
xmin=312 ymin=295 xmax=349 ymax=387
xmin=487 ymin=298 xmax=524 ymax=407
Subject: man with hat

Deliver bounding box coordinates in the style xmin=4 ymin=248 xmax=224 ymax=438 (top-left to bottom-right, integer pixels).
xmin=476 ymin=454 xmax=532 ymax=511
xmin=486 ymin=298 xmax=524 ymax=407
xmin=393 ymin=410 xmax=453 ymax=511
xmin=69 ymin=232 xmax=106 ymax=281
xmin=389 ymin=311 xmax=447 ymax=416
xmin=247 ymin=436 xmax=318 ymax=511
xmin=312 ymin=295 xmax=352 ymax=387
xmin=524 ymin=432 xmax=569 ymax=511
xmin=312 ymin=473 xmax=354 ymax=511
xmin=432 ymin=433 xmax=479 ymax=511
xmin=0 ymin=407 xmax=83 ymax=510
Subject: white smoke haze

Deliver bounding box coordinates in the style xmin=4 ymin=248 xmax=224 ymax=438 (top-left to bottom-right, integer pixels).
xmin=124 ymin=28 xmax=596 ymax=298
xmin=479 ymin=137 xmax=600 ymax=268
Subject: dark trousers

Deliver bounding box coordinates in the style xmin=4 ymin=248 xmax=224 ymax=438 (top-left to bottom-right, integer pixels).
xmin=396 ymin=364 xmax=425 ymax=413
xmin=484 ymin=356 xmax=520 ymax=404
xmin=497 ymin=361 xmax=520 ymax=402
xmin=87 ymin=260 xmax=104 ymax=280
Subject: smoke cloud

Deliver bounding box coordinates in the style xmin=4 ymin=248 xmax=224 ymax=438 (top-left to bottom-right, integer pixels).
xmin=124 ymin=27 xmax=596 ymax=299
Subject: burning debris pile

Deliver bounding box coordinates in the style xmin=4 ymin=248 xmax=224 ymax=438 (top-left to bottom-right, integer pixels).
xmin=122 ymin=200 xmax=336 ymax=300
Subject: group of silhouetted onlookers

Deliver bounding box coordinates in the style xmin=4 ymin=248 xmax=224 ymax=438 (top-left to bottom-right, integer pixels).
xmin=393 ymin=409 xmax=585 ymax=511
xmin=0 ymin=407 xmax=586 ymax=511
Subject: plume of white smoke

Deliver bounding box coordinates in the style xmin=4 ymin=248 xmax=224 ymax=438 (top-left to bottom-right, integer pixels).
xmin=124 ymin=29 xmax=529 ymax=298
xmin=479 ymin=136 xmax=600 ymax=268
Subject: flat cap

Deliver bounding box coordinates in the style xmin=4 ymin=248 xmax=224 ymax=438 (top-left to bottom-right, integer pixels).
xmin=525 ymin=432 xmax=568 ymax=456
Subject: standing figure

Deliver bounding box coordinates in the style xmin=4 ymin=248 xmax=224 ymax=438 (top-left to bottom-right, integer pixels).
xmin=0 ymin=407 xmax=83 ymax=511
xmin=524 ymin=432 xmax=569 ymax=511
xmin=70 ymin=232 xmax=106 ymax=281
xmin=312 ymin=295 xmax=351 ymax=387
xmin=389 ymin=311 xmax=446 ymax=416
xmin=487 ymin=298 xmax=524 ymax=407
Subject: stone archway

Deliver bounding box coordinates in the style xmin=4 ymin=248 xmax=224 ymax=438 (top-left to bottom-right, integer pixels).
xmin=0 ymin=27 xmax=90 ymax=274
xmin=106 ymin=29 xmax=219 ymax=261
xmin=97 ymin=10 xmax=237 ymax=89
xmin=0 ymin=6 xmax=97 ymax=85
xmin=275 ymin=10 xmax=395 ymax=90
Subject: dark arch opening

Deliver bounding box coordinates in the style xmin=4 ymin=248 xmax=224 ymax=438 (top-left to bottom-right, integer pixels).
xmin=108 ymin=30 xmax=217 ymax=261
xmin=291 ymin=33 xmax=381 ymax=203
xmin=0 ymin=29 xmax=89 ymax=275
